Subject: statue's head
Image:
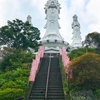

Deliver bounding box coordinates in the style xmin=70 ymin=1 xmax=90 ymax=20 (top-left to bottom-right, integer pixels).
xmin=48 ymin=0 xmax=58 ymax=3
xmin=45 ymin=0 xmax=61 ymax=14
xmin=73 ymin=14 xmax=78 ymax=21
xmin=49 ymin=0 xmax=57 ymax=8
xmin=46 ymin=0 xmax=59 ymax=9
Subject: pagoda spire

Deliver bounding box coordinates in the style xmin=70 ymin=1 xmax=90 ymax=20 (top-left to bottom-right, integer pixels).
xmin=42 ymin=0 xmax=63 ymax=41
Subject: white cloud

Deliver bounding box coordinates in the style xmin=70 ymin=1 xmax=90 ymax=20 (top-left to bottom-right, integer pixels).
xmin=0 ymin=0 xmax=25 ymax=27
xmin=81 ymin=0 xmax=100 ymax=37
xmin=0 ymin=0 xmax=100 ymax=44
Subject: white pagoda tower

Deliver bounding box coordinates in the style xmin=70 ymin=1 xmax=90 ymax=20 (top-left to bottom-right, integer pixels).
xmin=71 ymin=14 xmax=82 ymax=48
xmin=41 ymin=0 xmax=69 ymax=53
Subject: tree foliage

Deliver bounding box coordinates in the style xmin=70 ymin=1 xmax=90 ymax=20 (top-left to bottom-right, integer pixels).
xmin=68 ymin=48 xmax=97 ymax=60
xmin=69 ymin=52 xmax=100 ymax=91
xmin=0 ymin=88 xmax=24 ymax=100
xmin=84 ymin=32 xmax=100 ymax=51
xmin=0 ymin=49 xmax=34 ymax=100
xmin=0 ymin=49 xmax=35 ymax=71
xmin=0 ymin=19 xmax=41 ymax=49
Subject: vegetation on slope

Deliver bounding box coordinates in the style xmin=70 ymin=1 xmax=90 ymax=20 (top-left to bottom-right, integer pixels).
xmin=68 ymin=47 xmax=97 ymax=60
xmin=0 ymin=18 xmax=41 ymax=100
xmin=69 ymin=52 xmax=100 ymax=91
xmin=67 ymin=52 xmax=100 ymax=99
xmin=0 ymin=49 xmax=35 ymax=100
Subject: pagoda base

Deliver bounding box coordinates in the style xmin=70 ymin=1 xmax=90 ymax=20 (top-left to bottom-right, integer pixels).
xmin=40 ymin=39 xmax=69 ymax=53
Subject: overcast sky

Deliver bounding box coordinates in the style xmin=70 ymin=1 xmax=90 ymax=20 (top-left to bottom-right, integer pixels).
xmin=0 ymin=0 xmax=100 ymax=44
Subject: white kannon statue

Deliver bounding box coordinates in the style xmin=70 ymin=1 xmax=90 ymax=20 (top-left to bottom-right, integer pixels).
xmin=71 ymin=14 xmax=82 ymax=47
xmin=42 ymin=0 xmax=63 ymax=41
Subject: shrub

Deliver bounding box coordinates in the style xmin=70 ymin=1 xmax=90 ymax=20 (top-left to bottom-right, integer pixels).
xmin=0 ymin=49 xmax=34 ymax=71
xmin=0 ymin=81 xmax=19 ymax=90
xmin=68 ymin=48 xmax=97 ymax=60
xmin=95 ymin=89 xmax=100 ymax=98
xmin=0 ymin=88 xmax=24 ymax=100
xmin=69 ymin=52 xmax=100 ymax=91
xmin=0 ymin=49 xmax=34 ymax=99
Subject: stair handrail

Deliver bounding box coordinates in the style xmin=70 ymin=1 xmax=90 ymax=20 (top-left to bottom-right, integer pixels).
xmin=26 ymin=46 xmax=44 ymax=100
xmin=29 ymin=46 xmax=44 ymax=82
xmin=45 ymin=54 xmax=51 ymax=100
xmin=25 ymin=58 xmax=44 ymax=100
xmin=60 ymin=47 xmax=72 ymax=78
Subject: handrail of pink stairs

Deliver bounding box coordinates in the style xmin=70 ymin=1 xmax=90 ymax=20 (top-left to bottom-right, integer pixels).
xmin=60 ymin=47 xmax=72 ymax=78
xmin=29 ymin=46 xmax=44 ymax=82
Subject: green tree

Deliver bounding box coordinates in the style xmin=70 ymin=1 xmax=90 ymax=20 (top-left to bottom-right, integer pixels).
xmin=68 ymin=48 xmax=96 ymax=60
xmin=0 ymin=49 xmax=34 ymax=99
xmin=69 ymin=52 xmax=100 ymax=91
xmin=0 ymin=88 xmax=24 ymax=100
xmin=0 ymin=49 xmax=34 ymax=71
xmin=0 ymin=19 xmax=41 ymax=49
xmin=84 ymin=32 xmax=100 ymax=53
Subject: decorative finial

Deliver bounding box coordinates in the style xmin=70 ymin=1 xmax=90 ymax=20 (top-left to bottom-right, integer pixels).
xmin=27 ymin=15 xmax=32 ymax=25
